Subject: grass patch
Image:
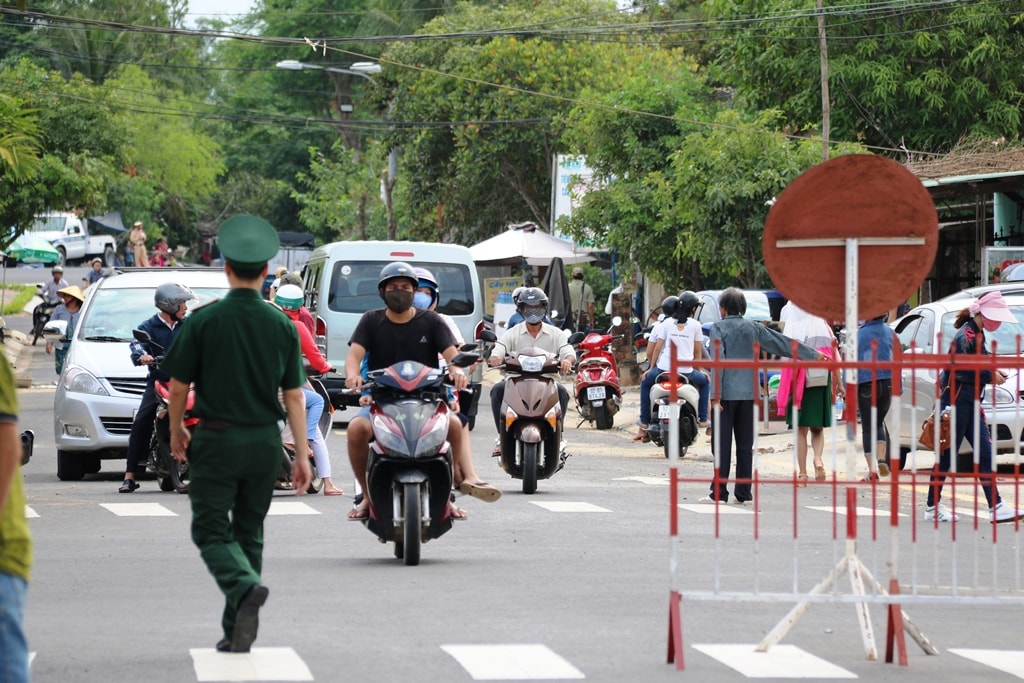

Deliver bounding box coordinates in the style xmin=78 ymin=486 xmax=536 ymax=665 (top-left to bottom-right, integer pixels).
xmin=1 ymin=285 xmax=34 ymax=316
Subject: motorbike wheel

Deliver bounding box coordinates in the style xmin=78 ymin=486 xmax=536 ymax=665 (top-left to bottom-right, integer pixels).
xmin=306 ymin=458 xmax=323 ymax=495
xmin=594 ymin=404 xmax=614 ymax=430
xmin=402 ymin=482 xmax=421 ymax=566
xmin=522 ymin=442 xmax=538 ymax=495
xmin=169 ymin=453 xmax=190 ymax=494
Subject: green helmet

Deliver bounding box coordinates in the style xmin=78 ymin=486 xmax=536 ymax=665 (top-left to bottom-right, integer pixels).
xmin=274 ymin=284 xmax=304 ymax=311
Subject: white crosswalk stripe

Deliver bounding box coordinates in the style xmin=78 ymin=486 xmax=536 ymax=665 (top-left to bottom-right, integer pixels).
xmin=442 ymin=644 xmax=585 ymax=680
xmin=950 ymin=649 xmax=1024 ymax=678
xmin=190 ymin=647 xmax=313 ymax=681
xmin=266 ymin=501 xmax=320 ymax=516
xmin=100 ymin=502 xmax=177 ymax=517
xmin=529 ymin=501 xmax=610 ymax=513
xmin=693 ymin=643 xmax=856 ymax=678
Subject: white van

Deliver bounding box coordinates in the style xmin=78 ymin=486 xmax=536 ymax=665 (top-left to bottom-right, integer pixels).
xmin=302 ymin=241 xmax=485 ymax=416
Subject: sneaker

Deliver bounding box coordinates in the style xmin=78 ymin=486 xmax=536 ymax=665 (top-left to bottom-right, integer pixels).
xmin=990 ymin=501 xmax=1024 ymax=523
xmin=924 ymin=504 xmax=958 ymax=523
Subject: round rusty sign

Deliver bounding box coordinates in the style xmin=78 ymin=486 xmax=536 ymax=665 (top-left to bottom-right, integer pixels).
xmin=763 ymin=154 xmax=938 ymax=321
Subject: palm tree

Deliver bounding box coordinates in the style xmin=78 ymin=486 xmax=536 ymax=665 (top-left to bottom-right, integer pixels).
xmin=0 ymin=93 xmax=41 ymax=182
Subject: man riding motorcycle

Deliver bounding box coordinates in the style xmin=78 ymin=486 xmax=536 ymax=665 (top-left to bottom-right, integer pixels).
xmin=487 ymin=287 xmax=575 ymax=456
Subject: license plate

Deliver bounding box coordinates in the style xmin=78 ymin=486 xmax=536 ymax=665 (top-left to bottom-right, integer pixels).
xmin=658 ymin=403 xmax=680 ymax=420
xmin=587 ymin=386 xmax=606 ymax=401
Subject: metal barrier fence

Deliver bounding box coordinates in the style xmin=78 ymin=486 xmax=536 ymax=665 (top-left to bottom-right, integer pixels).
xmin=665 ymin=339 xmax=1024 ymax=670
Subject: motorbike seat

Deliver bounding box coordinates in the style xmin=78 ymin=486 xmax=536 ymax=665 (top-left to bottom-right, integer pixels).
xmin=654 ymin=371 xmax=690 ymax=385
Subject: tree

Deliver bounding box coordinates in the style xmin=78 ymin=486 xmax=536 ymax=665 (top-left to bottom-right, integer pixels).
xmin=702 ymin=0 xmax=1024 ymax=152
xmin=0 ymin=92 xmax=40 ymax=183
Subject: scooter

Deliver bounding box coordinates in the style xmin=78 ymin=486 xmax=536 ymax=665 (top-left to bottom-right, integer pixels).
xmin=131 ymin=329 xmax=194 ymax=493
xmin=495 ymin=346 xmax=568 ymax=494
xmin=31 ymin=285 xmax=59 ymax=345
xmin=278 ymin=373 xmax=332 ymax=494
xmin=646 ymin=371 xmax=701 ymax=459
xmin=359 ymin=353 xmax=478 ymax=566
xmin=573 ymin=316 xmax=623 ymax=430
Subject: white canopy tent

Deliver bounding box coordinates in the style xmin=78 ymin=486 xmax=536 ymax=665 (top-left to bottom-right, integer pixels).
xmin=469 ymin=222 xmax=594 ymax=266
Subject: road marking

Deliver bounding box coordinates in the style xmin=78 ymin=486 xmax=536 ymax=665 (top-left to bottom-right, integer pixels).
xmin=25 ymin=506 xmax=38 ymax=519
xmin=693 ymin=644 xmax=856 ymax=678
xmin=267 ymin=501 xmax=320 ymax=516
xmin=190 ymin=647 xmax=313 ymax=681
xmin=806 ymin=505 xmax=907 ymax=518
xmin=678 ymin=504 xmax=752 ymax=515
xmin=950 ymin=649 xmax=1024 ymax=678
xmin=529 ymin=502 xmax=610 ymax=513
xmin=612 ymin=476 xmax=668 ymax=485
xmin=442 ymin=644 xmax=585 ymax=680
xmin=100 ymin=503 xmax=176 ymax=517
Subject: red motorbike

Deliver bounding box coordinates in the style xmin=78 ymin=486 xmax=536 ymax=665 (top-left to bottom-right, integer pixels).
xmin=572 ymin=317 xmax=623 ymax=430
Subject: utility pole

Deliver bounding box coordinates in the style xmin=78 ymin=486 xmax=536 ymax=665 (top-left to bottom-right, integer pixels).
xmin=817 ymin=0 xmax=830 ymax=163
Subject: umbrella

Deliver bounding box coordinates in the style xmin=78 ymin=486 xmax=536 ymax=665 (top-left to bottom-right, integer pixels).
xmin=540 ymin=256 xmax=571 ymax=328
xmin=5 ymin=232 xmax=60 ymax=265
xmin=469 ymin=222 xmax=594 ymax=266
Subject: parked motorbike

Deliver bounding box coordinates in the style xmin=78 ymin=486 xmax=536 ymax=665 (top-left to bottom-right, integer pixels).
xmin=646 ymin=371 xmax=701 ymax=459
xmin=278 ymin=372 xmax=332 ymax=494
xmin=573 ymin=316 xmax=623 ymax=430
xmin=31 ymin=286 xmax=59 ymax=345
xmin=132 ymin=329 xmax=193 ymax=493
xmin=495 ymin=346 xmax=568 ymax=494
xmin=357 ymin=353 xmax=479 ymax=566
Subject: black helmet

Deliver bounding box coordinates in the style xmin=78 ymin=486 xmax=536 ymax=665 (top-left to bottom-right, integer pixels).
xmin=154 ymin=282 xmax=195 ymax=315
xmin=677 ymin=290 xmax=700 ymax=318
xmin=661 ymin=295 xmax=680 ymax=319
xmin=377 ymin=261 xmax=418 ymax=298
xmin=517 ymin=287 xmax=548 ymax=324
xmin=511 ymin=286 xmax=526 ymax=305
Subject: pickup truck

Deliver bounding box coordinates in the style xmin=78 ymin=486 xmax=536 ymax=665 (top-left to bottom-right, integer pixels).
xmin=29 ymin=212 xmax=117 ymax=266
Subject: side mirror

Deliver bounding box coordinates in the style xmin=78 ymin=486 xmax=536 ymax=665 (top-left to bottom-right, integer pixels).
xmin=459 ymin=342 xmax=479 ymax=353
xmin=132 ymin=328 xmax=152 ymax=344
xmin=550 ymin=309 xmax=559 ymax=319
xmin=568 ymin=332 xmax=586 ymax=345
xmin=611 ymin=315 xmax=623 ymax=327
xmin=477 ymin=330 xmax=497 ymax=343
xmin=42 ymin=320 xmax=68 ymax=341
xmin=450 ymin=352 xmax=480 ymax=368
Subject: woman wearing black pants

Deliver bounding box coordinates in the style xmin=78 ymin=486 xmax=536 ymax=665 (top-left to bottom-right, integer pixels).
xmin=856 ymin=314 xmax=898 ymax=479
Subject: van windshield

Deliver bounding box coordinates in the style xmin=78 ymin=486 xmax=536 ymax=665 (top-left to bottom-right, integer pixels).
xmin=30 ymin=216 xmax=66 ymax=232
xmin=328 ymin=261 xmax=475 ymax=316
xmin=78 ymin=287 xmax=227 ymax=342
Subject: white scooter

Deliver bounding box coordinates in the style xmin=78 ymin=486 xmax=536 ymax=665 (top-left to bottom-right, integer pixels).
xmin=646 ymin=372 xmax=700 ymax=459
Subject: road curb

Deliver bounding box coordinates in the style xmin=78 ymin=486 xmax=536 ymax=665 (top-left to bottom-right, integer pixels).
xmin=2 ymin=329 xmax=34 ymax=386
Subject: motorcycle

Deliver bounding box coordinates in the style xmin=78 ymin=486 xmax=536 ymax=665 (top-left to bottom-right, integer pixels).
xmin=278 ymin=373 xmax=332 ymax=494
xmin=132 ymin=329 xmax=194 ymax=493
xmin=31 ymin=286 xmax=59 ymax=345
xmin=495 ymin=346 xmax=568 ymax=494
xmin=357 ymin=353 xmax=479 ymax=566
xmin=573 ymin=316 xmax=623 ymax=430
xmin=646 ymin=371 xmax=701 ymax=459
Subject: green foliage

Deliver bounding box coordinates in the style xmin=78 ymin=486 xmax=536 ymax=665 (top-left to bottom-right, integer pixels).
xmin=0 ymin=92 xmax=40 ymax=182
xmin=0 ymin=285 xmax=35 ymax=316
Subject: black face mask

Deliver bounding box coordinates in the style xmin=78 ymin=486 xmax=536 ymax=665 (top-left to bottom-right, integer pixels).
xmin=384 ymin=290 xmax=414 ymax=313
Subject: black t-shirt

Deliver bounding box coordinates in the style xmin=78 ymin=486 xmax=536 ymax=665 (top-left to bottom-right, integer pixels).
xmin=350 ymin=308 xmax=457 ymax=371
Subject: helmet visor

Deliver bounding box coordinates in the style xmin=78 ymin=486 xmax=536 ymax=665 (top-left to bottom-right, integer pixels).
xmin=522 ymin=305 xmax=546 ymax=324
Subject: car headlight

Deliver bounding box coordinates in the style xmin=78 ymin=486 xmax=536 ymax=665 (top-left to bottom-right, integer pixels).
xmin=517 ymin=354 xmax=545 ymax=373
xmin=983 ymin=385 xmax=1016 ymax=406
xmin=62 ymin=366 xmax=110 ymax=396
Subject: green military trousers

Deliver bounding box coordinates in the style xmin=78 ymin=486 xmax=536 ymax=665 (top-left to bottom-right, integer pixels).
xmin=187 ymin=424 xmax=282 ymax=639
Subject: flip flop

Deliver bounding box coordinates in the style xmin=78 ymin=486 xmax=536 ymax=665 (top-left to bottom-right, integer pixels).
xmin=347 ymin=504 xmax=369 ymax=521
xmin=323 ymin=489 xmax=345 ymax=496
xmin=458 ymin=481 xmax=502 ymax=503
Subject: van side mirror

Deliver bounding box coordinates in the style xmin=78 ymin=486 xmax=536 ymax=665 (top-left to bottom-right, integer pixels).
xmin=42 ymin=320 xmax=68 ymax=341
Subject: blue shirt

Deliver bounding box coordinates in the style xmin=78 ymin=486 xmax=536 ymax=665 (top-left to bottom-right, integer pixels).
xmin=856 ymin=319 xmax=894 ymax=385
xmin=129 ymin=313 xmax=181 ymax=384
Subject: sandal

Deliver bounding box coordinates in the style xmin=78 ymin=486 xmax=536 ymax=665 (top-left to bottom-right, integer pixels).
xmin=814 ymin=463 xmax=827 ymax=482
xmin=877 ymin=461 xmax=891 ymax=477
xmin=118 ymin=479 xmax=140 ymax=493
xmin=796 ymin=473 xmax=808 ymax=488
xmin=458 ymin=481 xmax=502 ymax=503
xmin=632 ymin=425 xmax=651 ymax=443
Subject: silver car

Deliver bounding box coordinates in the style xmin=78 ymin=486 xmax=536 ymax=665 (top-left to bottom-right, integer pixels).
xmin=890 ymin=295 xmax=1024 ymax=467
xmin=50 ymin=269 xmax=229 ymax=480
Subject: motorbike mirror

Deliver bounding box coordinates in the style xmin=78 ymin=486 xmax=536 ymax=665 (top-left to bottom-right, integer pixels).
xmin=450 ymin=352 xmax=480 ymax=368
xmin=132 ymin=328 xmax=152 ymax=344
xmin=550 ymin=309 xmax=559 ymax=319
xmin=477 ymin=330 xmax=497 ymax=343
xmin=459 ymin=342 xmax=479 ymax=352
xmin=567 ymin=331 xmax=586 ymax=345
xmin=42 ymin=320 xmax=68 ymax=341
xmin=611 ymin=315 xmax=623 ymax=327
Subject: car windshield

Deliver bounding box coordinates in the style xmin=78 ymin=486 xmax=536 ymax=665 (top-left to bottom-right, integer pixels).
xmin=77 ymin=287 xmax=227 ymax=342
xmin=939 ymin=308 xmax=1024 ymax=355
xmin=328 ymin=260 xmax=475 ymax=316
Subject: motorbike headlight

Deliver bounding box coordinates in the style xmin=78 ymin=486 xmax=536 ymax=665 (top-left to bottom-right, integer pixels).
xmin=62 ymin=366 xmax=110 ymax=396
xmin=416 ymin=416 xmax=448 ymax=457
xmin=372 ymin=414 xmax=409 ymax=455
xmin=517 ymin=355 xmax=545 ymax=373
xmin=984 ymin=385 xmax=1016 ymax=406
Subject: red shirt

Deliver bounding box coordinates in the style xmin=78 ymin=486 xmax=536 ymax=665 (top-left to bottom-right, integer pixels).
xmin=285 ymin=310 xmax=330 ymax=374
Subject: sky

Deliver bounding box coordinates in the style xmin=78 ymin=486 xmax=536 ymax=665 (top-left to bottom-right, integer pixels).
xmin=185 ymin=0 xmax=256 ymax=25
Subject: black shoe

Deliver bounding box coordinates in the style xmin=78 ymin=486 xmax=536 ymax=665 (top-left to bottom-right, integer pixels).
xmin=118 ymin=479 xmax=140 ymax=493
xmin=215 ymin=638 xmax=231 ymax=653
xmin=230 ymin=584 xmax=269 ymax=653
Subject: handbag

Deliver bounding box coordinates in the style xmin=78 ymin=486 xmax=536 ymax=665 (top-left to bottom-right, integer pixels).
xmin=918 ymin=410 xmax=950 ymax=451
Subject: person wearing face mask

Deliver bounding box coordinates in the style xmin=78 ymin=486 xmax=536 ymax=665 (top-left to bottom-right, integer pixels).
xmin=925 ymin=291 xmax=1024 ymax=524
xmin=344 ymin=262 xmax=470 ymax=520
xmin=487 ymin=287 xmax=575 ymax=456
xmin=119 ymin=283 xmax=195 ymax=493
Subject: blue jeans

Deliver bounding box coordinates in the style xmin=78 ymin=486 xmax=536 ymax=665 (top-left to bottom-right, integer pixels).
xmin=927 ymin=399 xmax=999 ymax=508
xmin=0 ymin=573 xmax=29 ymax=683
xmin=302 ymin=387 xmax=324 ymax=441
xmin=639 ymin=368 xmax=710 ymax=425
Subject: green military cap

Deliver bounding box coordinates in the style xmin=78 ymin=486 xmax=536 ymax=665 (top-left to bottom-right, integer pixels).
xmin=217 ymin=215 xmax=280 ymax=271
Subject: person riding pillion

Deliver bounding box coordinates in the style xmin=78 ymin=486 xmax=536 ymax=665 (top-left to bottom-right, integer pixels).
xmin=488 ymin=287 xmax=575 ymax=454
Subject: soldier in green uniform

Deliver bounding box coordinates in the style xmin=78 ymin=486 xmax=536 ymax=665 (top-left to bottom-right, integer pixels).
xmin=162 ymin=215 xmax=311 ymax=654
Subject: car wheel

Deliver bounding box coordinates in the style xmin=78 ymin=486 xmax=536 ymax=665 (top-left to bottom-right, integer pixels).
xmin=57 ymin=450 xmax=85 ymax=481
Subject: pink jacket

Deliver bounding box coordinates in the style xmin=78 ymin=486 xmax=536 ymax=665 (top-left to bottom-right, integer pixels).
xmin=777 ymin=346 xmax=834 ymax=416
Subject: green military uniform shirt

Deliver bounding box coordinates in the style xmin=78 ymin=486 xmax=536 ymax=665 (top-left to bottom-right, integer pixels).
xmin=0 ymin=356 xmax=31 ymax=582
xmin=161 ymin=289 xmax=306 ymax=425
